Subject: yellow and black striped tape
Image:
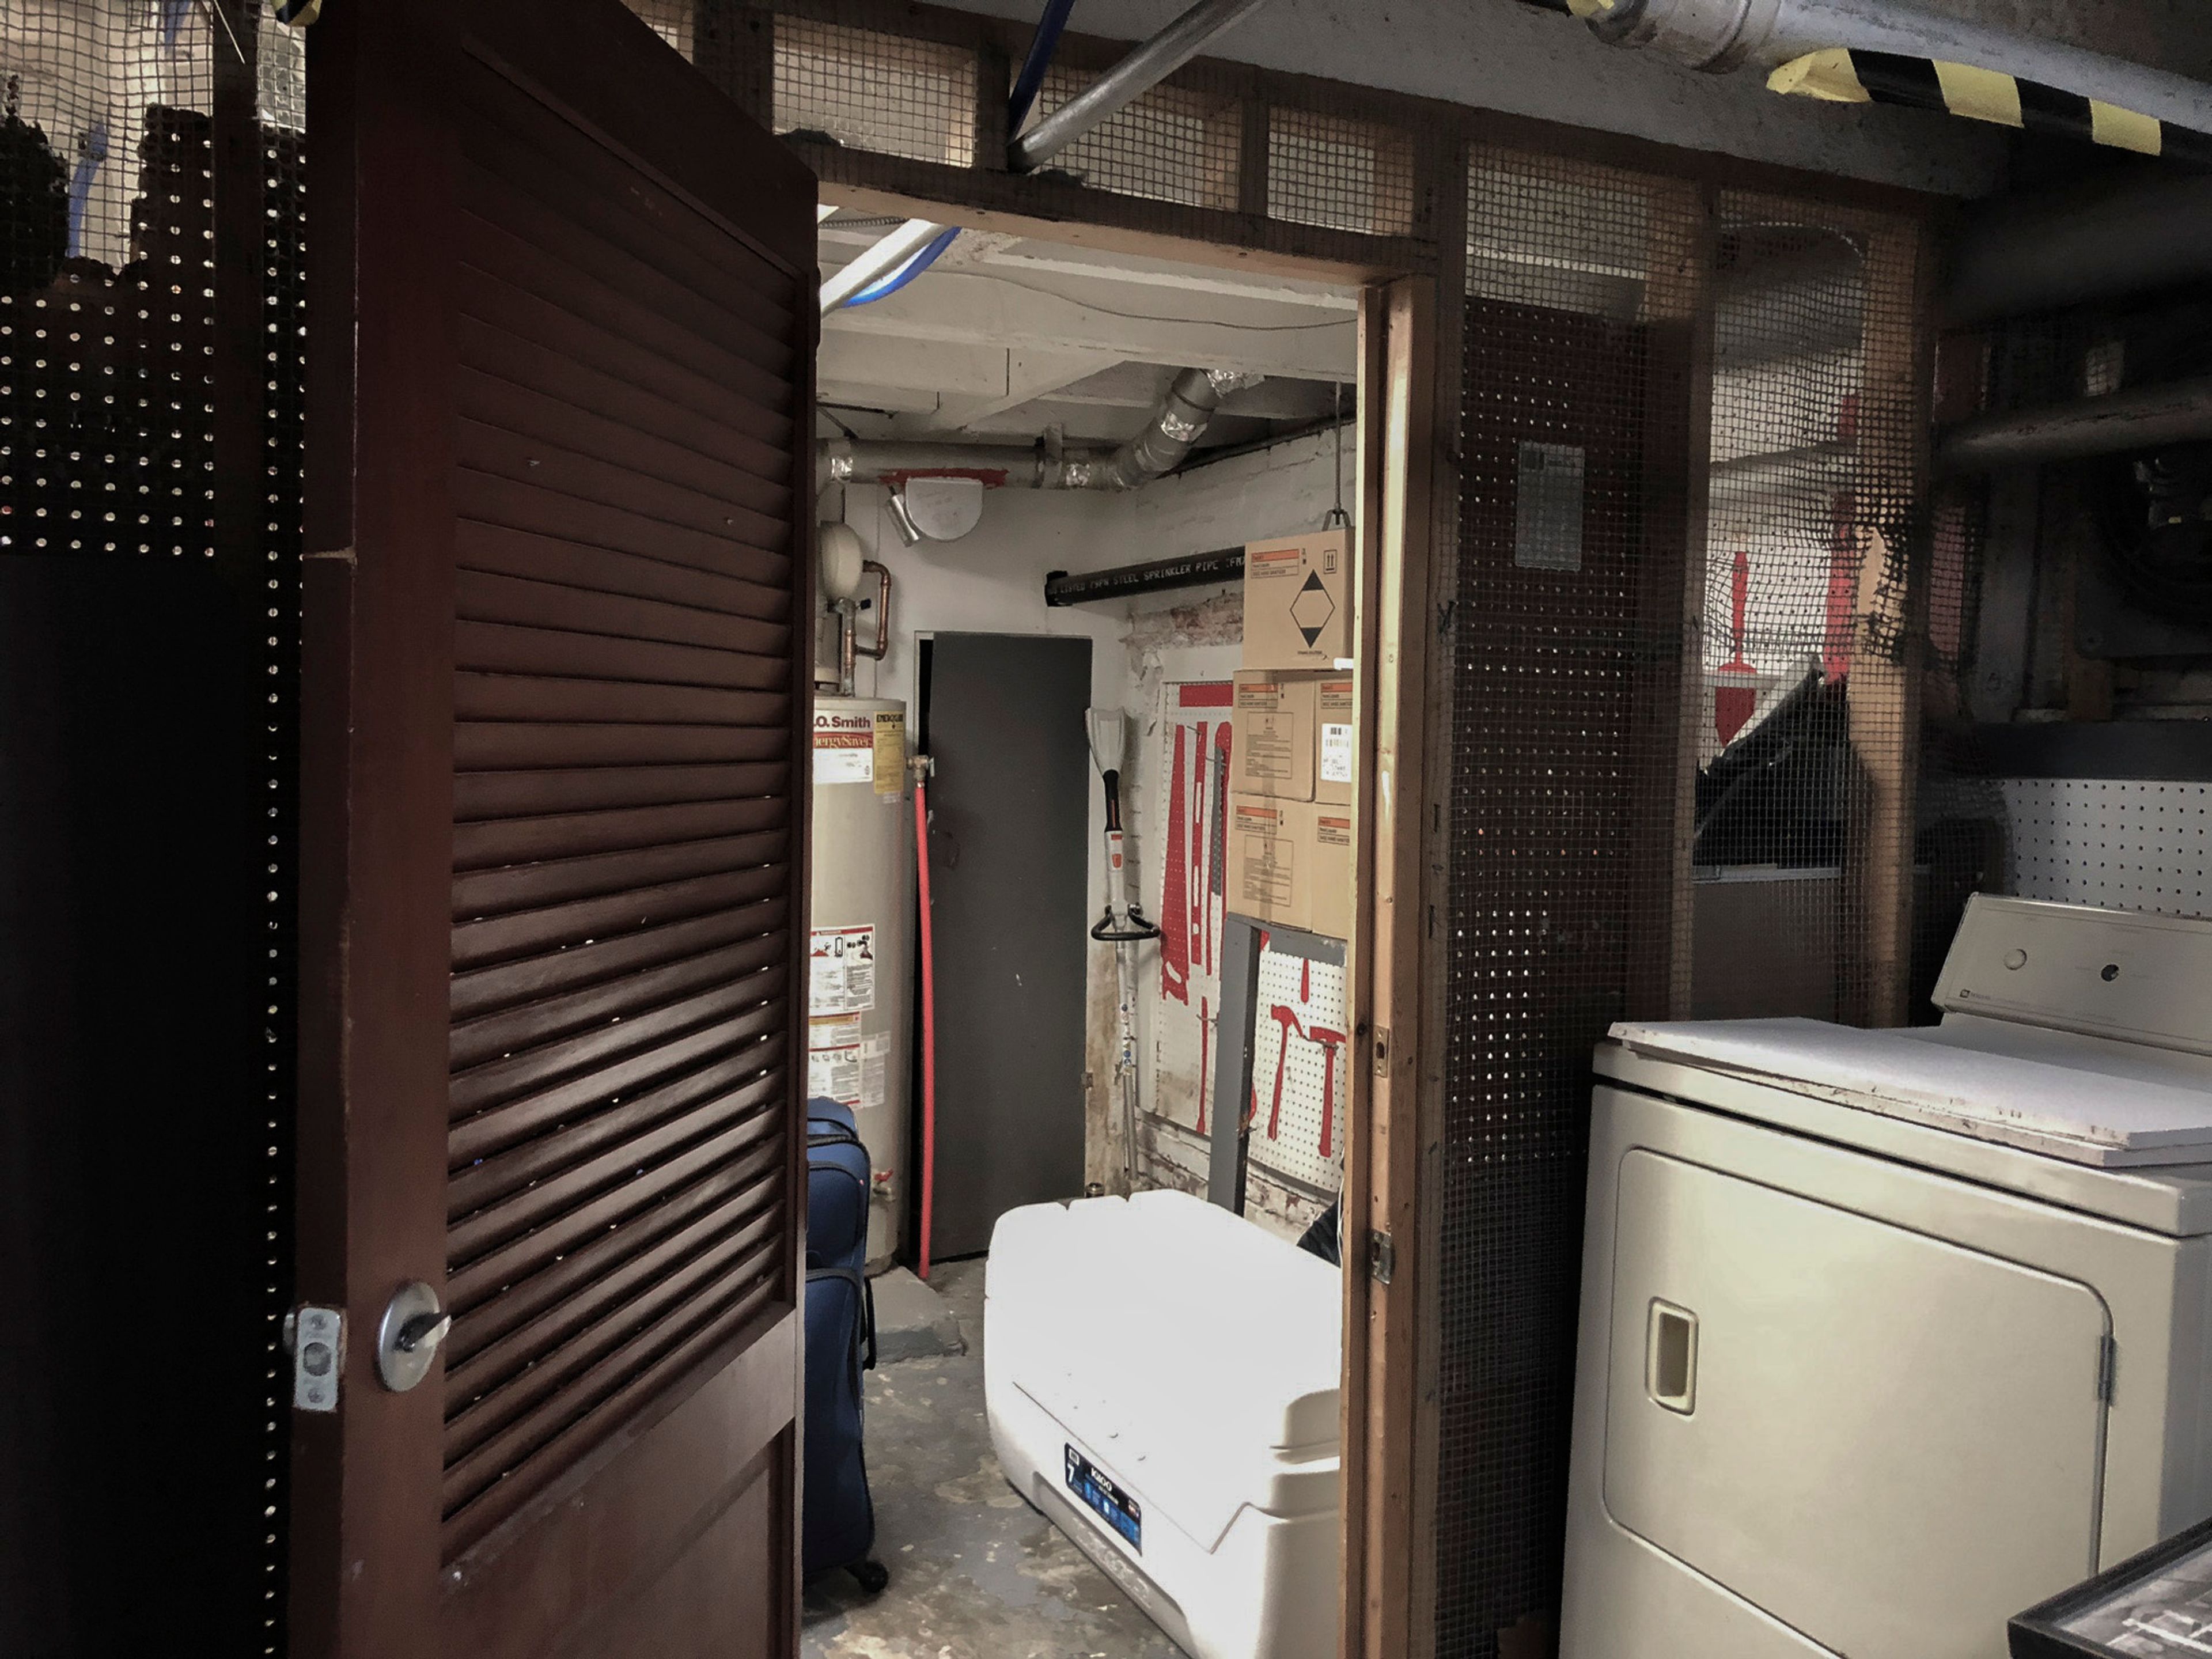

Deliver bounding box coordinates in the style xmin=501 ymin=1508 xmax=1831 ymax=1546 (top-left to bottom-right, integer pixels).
xmin=1771 ymin=47 xmax=2212 ymax=166
xmin=273 ymin=0 xmax=319 ymax=26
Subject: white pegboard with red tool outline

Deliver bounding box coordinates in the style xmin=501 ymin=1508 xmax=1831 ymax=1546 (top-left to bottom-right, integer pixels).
xmin=1153 ymin=680 xmax=1234 ymax=1136
xmin=1246 ymin=939 xmax=1349 ymax=1194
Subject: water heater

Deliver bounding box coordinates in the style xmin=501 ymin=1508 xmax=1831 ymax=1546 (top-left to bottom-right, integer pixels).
xmin=809 ymin=695 xmax=913 ymax=1272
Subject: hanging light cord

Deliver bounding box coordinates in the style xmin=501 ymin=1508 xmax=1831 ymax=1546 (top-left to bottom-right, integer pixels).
xmin=1323 ymin=381 xmax=1350 ymax=529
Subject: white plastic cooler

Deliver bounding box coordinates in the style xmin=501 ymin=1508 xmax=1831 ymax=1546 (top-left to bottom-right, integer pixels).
xmin=984 ymin=1190 xmax=1342 ymax=1659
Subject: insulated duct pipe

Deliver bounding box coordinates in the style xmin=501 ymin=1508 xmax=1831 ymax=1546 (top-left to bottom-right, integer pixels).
xmin=1944 ymin=175 xmax=2212 ymax=325
xmin=822 ymin=368 xmax=1262 ymax=493
xmin=1937 ymin=374 xmax=2212 ymax=474
xmin=1531 ymin=0 xmax=2212 ymax=145
xmin=821 ymin=0 xmax=1273 ymax=315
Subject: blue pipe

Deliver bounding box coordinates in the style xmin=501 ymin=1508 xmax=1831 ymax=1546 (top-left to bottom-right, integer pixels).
xmin=1009 ymin=0 xmax=1079 ymax=132
xmin=846 ymin=0 xmax=1075 ymax=308
xmin=847 ymin=226 xmax=962 ymax=306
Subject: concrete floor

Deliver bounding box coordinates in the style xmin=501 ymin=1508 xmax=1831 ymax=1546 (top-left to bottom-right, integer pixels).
xmin=802 ymin=1259 xmax=1184 ymax=1659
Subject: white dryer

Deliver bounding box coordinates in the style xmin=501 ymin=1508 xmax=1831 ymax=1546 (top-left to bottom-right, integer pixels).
xmin=1562 ymin=896 xmax=2212 ymax=1659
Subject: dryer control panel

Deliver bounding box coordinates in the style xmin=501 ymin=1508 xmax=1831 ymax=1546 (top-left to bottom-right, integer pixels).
xmin=1934 ymin=895 xmax=2212 ymax=1056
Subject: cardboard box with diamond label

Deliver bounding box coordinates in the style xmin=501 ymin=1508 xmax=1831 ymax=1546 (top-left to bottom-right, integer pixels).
xmin=1232 ymin=672 xmax=1316 ymax=801
xmin=1242 ymin=529 xmax=1350 ymax=671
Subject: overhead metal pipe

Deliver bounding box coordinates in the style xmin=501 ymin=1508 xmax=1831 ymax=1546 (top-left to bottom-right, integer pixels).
xmin=1064 ymin=368 xmax=1261 ymax=489
xmin=1007 ymin=0 xmax=1272 ymax=172
xmin=823 ymin=0 xmax=1273 ymax=314
xmin=1937 ymin=376 xmax=2212 ymax=474
xmin=825 ymin=438 xmax=1063 ymax=490
xmin=822 ymin=368 xmax=1262 ymax=493
xmin=1529 ymin=0 xmax=2212 ymax=143
xmin=1943 ymin=174 xmax=2212 ymax=325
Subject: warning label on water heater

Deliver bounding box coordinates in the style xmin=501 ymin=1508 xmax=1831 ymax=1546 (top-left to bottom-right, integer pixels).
xmin=808 ymin=1014 xmax=888 ymax=1111
xmin=872 ymin=709 xmax=906 ymax=797
xmin=814 ymin=709 xmax=875 ymax=786
xmin=809 ymin=1013 xmax=864 ymax=1105
xmin=810 ymin=925 xmax=877 ymax=1015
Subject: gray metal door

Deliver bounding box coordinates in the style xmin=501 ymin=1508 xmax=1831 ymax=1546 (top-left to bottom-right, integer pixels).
xmin=923 ymin=634 xmax=1093 ymax=1260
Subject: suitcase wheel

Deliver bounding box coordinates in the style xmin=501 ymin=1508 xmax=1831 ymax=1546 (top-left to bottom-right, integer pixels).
xmin=849 ymin=1559 xmax=889 ymax=1596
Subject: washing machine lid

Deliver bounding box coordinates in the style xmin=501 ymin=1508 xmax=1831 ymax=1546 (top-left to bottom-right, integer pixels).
xmin=1610 ymin=1016 xmax=2212 ymax=1168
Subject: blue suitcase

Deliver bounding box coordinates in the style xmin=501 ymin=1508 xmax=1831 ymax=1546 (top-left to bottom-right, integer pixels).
xmin=803 ymin=1099 xmax=888 ymax=1592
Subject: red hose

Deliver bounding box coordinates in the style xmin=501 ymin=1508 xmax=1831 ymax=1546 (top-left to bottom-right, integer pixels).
xmin=914 ymin=776 xmax=938 ymax=1282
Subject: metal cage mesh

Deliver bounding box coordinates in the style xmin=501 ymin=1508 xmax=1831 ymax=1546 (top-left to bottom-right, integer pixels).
xmin=1267 ymin=105 xmax=1415 ymax=238
xmin=771 ymin=12 xmax=974 ymax=167
xmin=1028 ymin=60 xmax=1241 ymax=211
xmin=1437 ymin=149 xmax=1939 ymax=1656
xmin=1 ymin=1 xmax=299 ymax=1649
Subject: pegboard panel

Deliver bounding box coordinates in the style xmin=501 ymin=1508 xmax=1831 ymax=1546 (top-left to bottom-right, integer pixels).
xmin=1152 ymin=681 xmax=1234 ymax=1135
xmin=0 ymin=2 xmax=300 ymax=1649
xmin=2002 ymin=779 xmax=2212 ymax=918
xmin=1246 ymin=940 xmax=1348 ymax=1195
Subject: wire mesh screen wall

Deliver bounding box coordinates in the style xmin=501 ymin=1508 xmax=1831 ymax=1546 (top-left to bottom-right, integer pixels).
xmin=1697 ymin=191 xmax=1937 ymax=1029
xmin=771 ymin=12 xmax=976 ymax=168
xmin=1033 ymin=56 xmax=1242 ymax=211
xmin=1437 ymin=152 xmax=1936 ymax=1656
xmin=0 ymin=2 xmax=299 ymax=1650
xmin=688 ymin=0 xmax=1438 ymax=273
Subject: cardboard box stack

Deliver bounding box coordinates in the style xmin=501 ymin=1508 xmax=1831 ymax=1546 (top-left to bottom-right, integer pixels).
xmin=1229 ymin=529 xmax=1357 ymax=940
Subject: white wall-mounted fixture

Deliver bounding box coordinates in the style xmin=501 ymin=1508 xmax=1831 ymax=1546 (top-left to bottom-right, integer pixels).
xmin=899 ymin=478 xmax=986 ymax=543
xmin=819 ymin=520 xmax=867 ymax=603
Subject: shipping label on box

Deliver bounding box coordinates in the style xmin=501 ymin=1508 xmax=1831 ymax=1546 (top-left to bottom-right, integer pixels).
xmin=1226 ymin=794 xmax=1308 ymax=930
xmin=1308 ymin=806 xmax=1354 ymax=942
xmin=1231 ymin=672 xmax=1316 ymax=801
xmin=1243 ymin=529 xmax=1351 ymax=670
xmin=1316 ymin=676 xmax=1355 ymax=805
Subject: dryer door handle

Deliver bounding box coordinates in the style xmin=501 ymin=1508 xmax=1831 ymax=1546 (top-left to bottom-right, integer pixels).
xmin=1646 ymin=1298 xmax=1699 ymax=1415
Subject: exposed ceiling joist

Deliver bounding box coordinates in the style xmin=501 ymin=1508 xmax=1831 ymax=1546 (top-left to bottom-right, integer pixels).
xmin=817 ymin=332 xmax=1013 ymax=402
xmin=916 ymin=348 xmax=1125 ymax=434
xmin=820 ymin=267 xmax=1356 ymax=383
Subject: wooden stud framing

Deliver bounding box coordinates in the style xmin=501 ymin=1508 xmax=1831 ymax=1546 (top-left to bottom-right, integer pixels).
xmin=1846 ymin=218 xmax=1937 ymax=1030
xmin=1343 ymin=273 xmax=1438 ymax=1659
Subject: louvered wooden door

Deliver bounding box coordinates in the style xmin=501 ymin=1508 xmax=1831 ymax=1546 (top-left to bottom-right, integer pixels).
xmin=293 ymin=3 xmax=816 ymax=1654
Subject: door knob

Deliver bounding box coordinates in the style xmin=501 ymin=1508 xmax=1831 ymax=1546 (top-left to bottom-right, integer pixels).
xmin=376 ymin=1281 xmax=452 ymax=1393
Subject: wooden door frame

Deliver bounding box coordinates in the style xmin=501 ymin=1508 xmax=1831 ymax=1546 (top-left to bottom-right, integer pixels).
xmin=1342 ymin=269 xmax=1442 ymax=1659
xmin=823 ymin=179 xmax=1440 ymax=1659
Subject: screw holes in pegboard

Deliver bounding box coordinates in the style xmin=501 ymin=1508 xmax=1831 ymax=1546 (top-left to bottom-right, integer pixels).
xmin=1247 ymin=943 xmax=1348 ymax=1197
xmin=2002 ymin=779 xmax=2211 ymax=918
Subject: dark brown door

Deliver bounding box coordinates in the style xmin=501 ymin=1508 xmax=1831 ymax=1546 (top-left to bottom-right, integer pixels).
xmin=291 ymin=3 xmax=817 ymax=1654
xmin=922 ymin=634 xmax=1093 ymax=1260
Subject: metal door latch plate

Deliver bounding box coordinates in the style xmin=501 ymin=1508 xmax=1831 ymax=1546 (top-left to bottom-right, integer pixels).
xmin=284 ymin=1305 xmax=344 ymax=1413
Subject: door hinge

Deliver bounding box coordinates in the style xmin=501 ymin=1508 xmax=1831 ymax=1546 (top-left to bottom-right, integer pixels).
xmin=2099 ymin=1335 xmax=2118 ymax=1404
xmin=1367 ymin=1228 xmax=1395 ymax=1286
xmin=283 ymin=1304 xmax=345 ymax=1414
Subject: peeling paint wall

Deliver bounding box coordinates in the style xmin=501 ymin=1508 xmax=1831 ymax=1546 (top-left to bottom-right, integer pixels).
xmin=1117 ymin=433 xmax=1348 ymax=1234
